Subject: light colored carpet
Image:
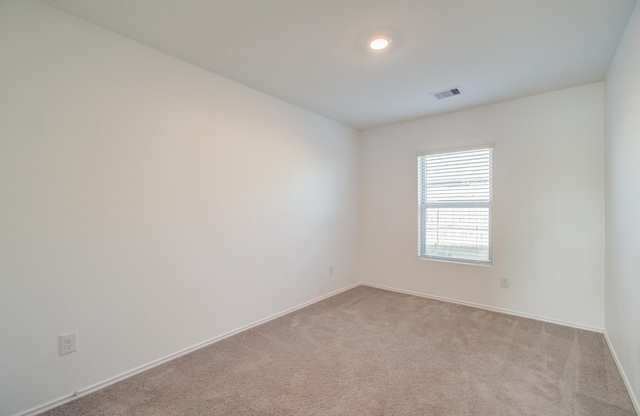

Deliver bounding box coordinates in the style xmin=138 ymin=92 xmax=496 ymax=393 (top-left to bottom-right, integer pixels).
xmin=41 ymin=286 xmax=636 ymax=415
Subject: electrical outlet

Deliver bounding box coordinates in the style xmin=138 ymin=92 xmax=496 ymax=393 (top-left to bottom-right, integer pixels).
xmin=329 ymin=265 xmax=334 ymax=275
xmin=500 ymin=276 xmax=510 ymax=288
xmin=60 ymin=332 xmax=77 ymax=355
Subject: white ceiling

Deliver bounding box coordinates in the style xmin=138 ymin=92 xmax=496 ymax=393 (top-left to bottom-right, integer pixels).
xmin=40 ymin=0 xmax=636 ymax=130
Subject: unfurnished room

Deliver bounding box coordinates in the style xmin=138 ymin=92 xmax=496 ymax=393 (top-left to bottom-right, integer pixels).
xmin=1 ymin=1 xmax=639 ymax=415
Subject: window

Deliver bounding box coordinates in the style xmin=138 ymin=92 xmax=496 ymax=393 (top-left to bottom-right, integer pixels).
xmin=418 ymin=143 xmax=493 ymax=265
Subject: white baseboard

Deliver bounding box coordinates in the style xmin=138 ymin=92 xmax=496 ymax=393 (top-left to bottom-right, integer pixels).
xmin=364 ymin=282 xmax=640 ymax=413
xmin=359 ymin=282 xmax=604 ymax=333
xmin=18 ymin=282 xmax=628 ymax=416
xmin=603 ymin=331 xmax=640 ymax=415
xmin=16 ymin=282 xmax=360 ymax=416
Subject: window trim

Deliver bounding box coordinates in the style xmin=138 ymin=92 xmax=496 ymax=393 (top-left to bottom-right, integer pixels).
xmin=417 ymin=142 xmax=494 ymax=266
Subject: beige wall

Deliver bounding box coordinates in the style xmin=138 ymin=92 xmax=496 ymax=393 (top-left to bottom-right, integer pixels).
xmin=359 ymin=83 xmax=605 ymax=330
xmin=0 ymin=2 xmax=359 ymax=415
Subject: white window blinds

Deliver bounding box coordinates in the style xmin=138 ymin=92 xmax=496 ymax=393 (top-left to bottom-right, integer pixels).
xmin=418 ymin=144 xmax=493 ymax=265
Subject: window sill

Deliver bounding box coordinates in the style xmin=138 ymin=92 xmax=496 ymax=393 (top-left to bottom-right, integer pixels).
xmin=418 ymin=256 xmax=493 ymax=267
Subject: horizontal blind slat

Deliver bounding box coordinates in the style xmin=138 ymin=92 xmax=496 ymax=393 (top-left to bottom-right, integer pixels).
xmin=418 ymin=146 xmax=492 ymax=264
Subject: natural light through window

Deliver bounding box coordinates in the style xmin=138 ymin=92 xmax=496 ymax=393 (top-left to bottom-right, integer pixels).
xmin=418 ymin=144 xmax=493 ymax=265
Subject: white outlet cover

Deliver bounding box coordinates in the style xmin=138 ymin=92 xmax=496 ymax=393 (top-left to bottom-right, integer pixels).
xmin=60 ymin=332 xmax=77 ymax=355
xmin=500 ymin=277 xmax=510 ymax=288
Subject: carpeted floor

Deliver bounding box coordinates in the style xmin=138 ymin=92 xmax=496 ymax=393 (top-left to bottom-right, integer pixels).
xmin=41 ymin=286 xmax=636 ymax=416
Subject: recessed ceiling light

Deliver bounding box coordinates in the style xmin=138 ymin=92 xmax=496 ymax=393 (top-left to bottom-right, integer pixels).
xmin=369 ymin=35 xmax=391 ymax=51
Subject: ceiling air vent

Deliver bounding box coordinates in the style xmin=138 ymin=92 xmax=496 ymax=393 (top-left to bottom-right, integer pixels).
xmin=432 ymin=87 xmax=462 ymax=100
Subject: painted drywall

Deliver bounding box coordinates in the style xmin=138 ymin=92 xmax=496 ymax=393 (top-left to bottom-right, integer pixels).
xmin=359 ymin=83 xmax=605 ymax=330
xmin=0 ymin=1 xmax=359 ymax=415
xmin=605 ymin=0 xmax=640 ymax=409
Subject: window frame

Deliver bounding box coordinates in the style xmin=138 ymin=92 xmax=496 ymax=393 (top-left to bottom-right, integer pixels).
xmin=417 ymin=142 xmax=494 ymax=266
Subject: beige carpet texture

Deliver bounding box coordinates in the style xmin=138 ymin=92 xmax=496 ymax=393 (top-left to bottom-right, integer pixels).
xmin=41 ymin=286 xmax=636 ymax=416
